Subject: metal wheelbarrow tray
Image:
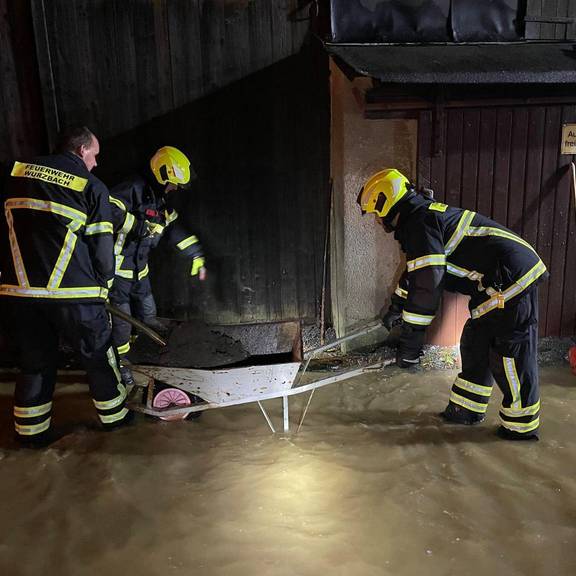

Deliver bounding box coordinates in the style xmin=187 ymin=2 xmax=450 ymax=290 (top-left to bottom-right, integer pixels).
xmin=128 ymin=320 xmax=391 ymax=432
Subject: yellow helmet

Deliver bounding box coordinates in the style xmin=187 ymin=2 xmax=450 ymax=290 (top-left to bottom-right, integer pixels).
xmin=150 ymin=146 xmax=191 ymax=186
xmin=358 ymin=168 xmax=411 ymax=218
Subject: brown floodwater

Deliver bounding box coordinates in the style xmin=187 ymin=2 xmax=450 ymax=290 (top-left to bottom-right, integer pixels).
xmin=0 ymin=365 xmax=575 ymax=576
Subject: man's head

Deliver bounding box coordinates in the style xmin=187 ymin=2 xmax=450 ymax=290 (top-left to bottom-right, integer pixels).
xmin=357 ymin=168 xmax=414 ymax=231
xmin=150 ymin=146 xmax=194 ymax=192
xmin=56 ymin=126 xmax=99 ymax=172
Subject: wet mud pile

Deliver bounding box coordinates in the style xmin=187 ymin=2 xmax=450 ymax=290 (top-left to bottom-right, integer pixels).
xmin=129 ymin=320 xmax=249 ymax=368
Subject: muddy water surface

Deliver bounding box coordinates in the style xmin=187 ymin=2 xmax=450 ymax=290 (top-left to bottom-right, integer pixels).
xmin=0 ymin=366 xmax=575 ymax=576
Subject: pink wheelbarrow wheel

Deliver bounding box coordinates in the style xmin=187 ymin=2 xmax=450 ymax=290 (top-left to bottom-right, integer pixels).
xmin=152 ymin=387 xmax=191 ymax=421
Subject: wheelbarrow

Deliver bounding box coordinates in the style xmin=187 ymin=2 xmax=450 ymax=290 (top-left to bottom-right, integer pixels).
xmin=127 ymin=320 xmax=392 ymax=433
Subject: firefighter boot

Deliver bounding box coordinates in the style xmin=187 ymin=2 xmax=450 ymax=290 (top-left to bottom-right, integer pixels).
xmin=440 ymin=402 xmax=485 ymax=425
xmin=496 ymin=426 xmax=539 ymax=442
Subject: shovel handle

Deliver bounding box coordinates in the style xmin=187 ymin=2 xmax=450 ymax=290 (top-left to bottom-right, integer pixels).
xmin=105 ymin=302 xmax=167 ymax=347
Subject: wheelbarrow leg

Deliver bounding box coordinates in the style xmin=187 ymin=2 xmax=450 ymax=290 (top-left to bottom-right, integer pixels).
xmin=282 ymin=396 xmax=289 ymax=433
xmin=257 ymin=401 xmax=276 ymax=433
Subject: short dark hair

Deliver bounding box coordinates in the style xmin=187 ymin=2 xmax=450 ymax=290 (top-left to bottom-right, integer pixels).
xmin=55 ymin=126 xmax=95 ymax=153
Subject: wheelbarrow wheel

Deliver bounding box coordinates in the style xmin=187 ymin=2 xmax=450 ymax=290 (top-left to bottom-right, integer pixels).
xmin=152 ymin=387 xmax=191 ymax=421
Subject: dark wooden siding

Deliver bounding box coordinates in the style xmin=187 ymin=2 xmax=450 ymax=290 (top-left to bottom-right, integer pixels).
xmin=97 ymin=48 xmax=331 ymax=325
xmin=30 ymin=0 xmax=311 ymax=146
xmin=417 ymin=103 xmax=576 ymax=337
xmin=0 ymin=0 xmax=45 ymax=160
xmin=526 ymin=0 xmax=576 ymax=39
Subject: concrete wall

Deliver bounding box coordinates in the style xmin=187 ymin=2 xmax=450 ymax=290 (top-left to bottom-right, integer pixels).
xmin=330 ymin=61 xmax=417 ymax=335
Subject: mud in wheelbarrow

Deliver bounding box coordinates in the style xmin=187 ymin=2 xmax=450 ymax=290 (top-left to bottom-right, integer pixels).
xmin=127 ymin=319 xmax=392 ymax=432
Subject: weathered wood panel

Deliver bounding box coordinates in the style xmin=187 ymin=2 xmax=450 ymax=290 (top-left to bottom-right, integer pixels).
xmin=97 ymin=48 xmax=330 ymax=325
xmin=526 ymin=0 xmax=576 ymax=39
xmin=30 ymin=0 xmax=310 ymax=147
xmin=0 ymin=0 xmax=45 ymax=161
xmin=418 ymin=101 xmax=576 ymax=337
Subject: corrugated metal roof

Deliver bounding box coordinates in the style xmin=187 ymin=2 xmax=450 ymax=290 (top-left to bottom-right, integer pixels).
xmin=326 ymin=42 xmax=576 ymax=84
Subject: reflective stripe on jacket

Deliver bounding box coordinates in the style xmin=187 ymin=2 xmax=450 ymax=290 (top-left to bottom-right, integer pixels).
xmin=0 ymin=153 xmax=114 ymax=302
xmin=392 ymin=195 xmax=547 ymax=328
xmin=109 ymin=175 xmax=203 ymax=280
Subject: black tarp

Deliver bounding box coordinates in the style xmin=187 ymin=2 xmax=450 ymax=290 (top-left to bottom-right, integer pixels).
xmin=329 ymin=0 xmax=524 ymax=43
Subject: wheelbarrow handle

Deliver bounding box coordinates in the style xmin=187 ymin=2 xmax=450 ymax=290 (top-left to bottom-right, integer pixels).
xmin=105 ymin=302 xmax=167 ymax=347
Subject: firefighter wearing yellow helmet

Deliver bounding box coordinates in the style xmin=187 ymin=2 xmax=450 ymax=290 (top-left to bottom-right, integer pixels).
xmin=360 ymin=168 xmax=548 ymax=441
xmin=108 ymin=146 xmax=206 ymax=386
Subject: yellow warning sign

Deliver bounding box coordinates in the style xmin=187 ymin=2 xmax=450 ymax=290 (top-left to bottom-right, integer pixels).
xmin=561 ymin=124 xmax=576 ymax=155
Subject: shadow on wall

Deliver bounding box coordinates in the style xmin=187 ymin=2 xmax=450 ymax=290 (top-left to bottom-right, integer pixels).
xmin=96 ymin=43 xmax=331 ymax=326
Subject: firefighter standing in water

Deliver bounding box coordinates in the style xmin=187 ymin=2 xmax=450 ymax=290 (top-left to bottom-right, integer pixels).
xmin=358 ymin=168 xmax=548 ymax=441
xmin=108 ymin=146 xmax=206 ymax=385
xmin=0 ymin=126 xmax=131 ymax=446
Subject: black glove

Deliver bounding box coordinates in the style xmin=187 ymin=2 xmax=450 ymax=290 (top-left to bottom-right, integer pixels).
xmin=380 ymin=303 xmax=403 ymax=331
xmin=396 ymin=325 xmax=425 ymax=368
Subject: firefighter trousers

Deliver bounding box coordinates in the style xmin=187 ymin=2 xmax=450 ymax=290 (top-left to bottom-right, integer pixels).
xmin=447 ymin=287 xmax=540 ymax=436
xmin=108 ymin=276 xmax=157 ymax=358
xmin=2 ymin=300 xmax=128 ymax=438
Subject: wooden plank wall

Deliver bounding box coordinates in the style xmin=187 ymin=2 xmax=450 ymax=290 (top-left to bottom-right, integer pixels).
xmin=417 ymin=104 xmax=576 ymax=337
xmin=96 ymin=47 xmax=331 ymax=325
xmin=30 ymin=0 xmax=311 ymax=146
xmin=0 ymin=0 xmax=45 ymax=161
xmin=526 ymin=0 xmax=576 ymax=39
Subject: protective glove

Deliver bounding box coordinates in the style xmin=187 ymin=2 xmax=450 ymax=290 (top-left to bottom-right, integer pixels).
xmin=396 ymin=324 xmax=425 ymax=368
xmin=191 ymin=257 xmax=207 ymax=281
xmin=145 ymin=220 xmax=165 ymax=237
xmin=380 ymin=302 xmax=403 ymax=331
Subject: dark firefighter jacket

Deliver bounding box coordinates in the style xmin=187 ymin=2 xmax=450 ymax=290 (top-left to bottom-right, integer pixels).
xmin=0 ymin=152 xmax=114 ymax=302
xmin=109 ymin=175 xmax=204 ymax=281
xmin=389 ymin=194 xmax=548 ymax=329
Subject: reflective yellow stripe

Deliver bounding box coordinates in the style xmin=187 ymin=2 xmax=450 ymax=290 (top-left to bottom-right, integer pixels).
xmin=503 ymin=357 xmax=522 ymax=409
xmin=402 ymin=310 xmax=434 ymax=326
xmin=99 ymin=407 xmax=129 ymax=424
xmin=47 ymin=229 xmax=77 ymax=289
xmin=4 ymin=204 xmax=29 ymax=287
xmin=407 ymin=254 xmax=446 ymax=272
xmin=191 ymin=257 xmax=205 ymax=276
xmin=165 ymin=209 xmax=178 ymax=224
xmin=6 ymin=197 xmax=87 ymax=224
xmin=106 ymin=346 xmax=122 ymax=384
xmin=14 ymin=401 xmax=52 ymax=418
xmin=500 ymin=400 xmax=540 ymax=418
xmin=137 ymin=265 xmax=149 ymax=280
xmin=177 ymin=235 xmax=199 ymax=251
xmin=0 ymin=285 xmax=108 ymax=299
xmin=120 ymin=212 xmax=135 ymax=235
xmin=11 ymin=161 xmax=87 ymax=192
xmin=109 ymin=196 xmax=127 ymax=211
xmin=453 ymin=376 xmax=493 ymax=398
xmin=445 ymin=210 xmax=476 ymax=255
xmin=449 ymin=392 xmax=488 ymax=414
xmin=15 ymin=418 xmax=51 ymax=436
xmin=93 ymin=386 xmax=127 ymax=411
xmin=466 ymin=226 xmax=538 ymax=255
xmin=395 ymin=286 xmax=408 ymax=299
xmin=107 ymin=278 xmax=114 ymax=288
xmin=429 ymin=202 xmax=448 ymax=212
xmin=85 ymin=221 xmax=113 ymax=235
xmin=115 ymin=268 xmax=134 ymax=280
xmin=471 ymin=260 xmax=547 ymax=319
xmin=499 ymin=418 xmax=540 ymax=433
xmin=117 ymin=342 xmax=131 ymax=355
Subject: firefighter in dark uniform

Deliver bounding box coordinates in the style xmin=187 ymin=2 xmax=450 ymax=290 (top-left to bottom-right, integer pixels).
xmin=109 ymin=146 xmax=206 ymax=385
xmin=0 ymin=126 xmax=131 ymax=446
xmin=359 ymin=168 xmax=548 ymax=441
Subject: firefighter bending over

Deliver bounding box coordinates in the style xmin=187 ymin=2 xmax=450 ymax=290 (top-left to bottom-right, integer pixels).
xmin=0 ymin=126 xmax=131 ymax=447
xmin=359 ymin=168 xmax=548 ymax=441
xmin=109 ymin=146 xmax=206 ymax=386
